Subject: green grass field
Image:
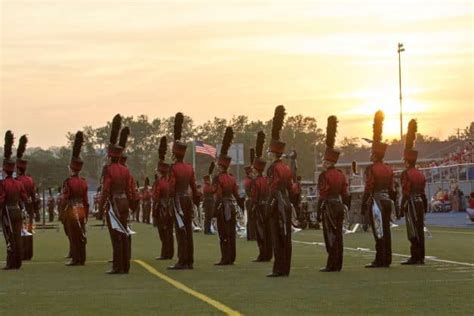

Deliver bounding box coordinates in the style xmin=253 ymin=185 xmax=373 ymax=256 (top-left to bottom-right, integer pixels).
xmin=1 ymin=221 xmax=473 ymax=315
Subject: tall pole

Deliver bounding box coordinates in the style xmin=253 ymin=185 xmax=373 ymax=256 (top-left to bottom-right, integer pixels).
xmin=398 ymin=43 xmax=405 ymax=146
xmin=192 ymin=139 xmax=196 ymax=171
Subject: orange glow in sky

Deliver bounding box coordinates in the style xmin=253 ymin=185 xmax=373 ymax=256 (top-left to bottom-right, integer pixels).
xmin=1 ymin=0 xmax=472 ymax=147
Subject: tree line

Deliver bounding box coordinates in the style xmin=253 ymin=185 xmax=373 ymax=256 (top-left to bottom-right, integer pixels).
xmin=5 ymin=117 xmax=473 ymax=192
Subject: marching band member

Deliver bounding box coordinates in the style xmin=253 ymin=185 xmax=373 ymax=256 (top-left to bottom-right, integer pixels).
xmin=168 ymin=112 xmax=200 ymax=270
xmin=15 ymin=135 xmax=37 ymax=260
xmin=202 ymin=164 xmax=216 ymax=235
xmin=1 ymin=131 xmax=28 ymax=270
xmin=153 ymin=136 xmax=174 ymax=260
xmin=243 ymin=158 xmax=256 ymax=241
xmin=252 ymin=131 xmax=272 ymax=262
xmin=47 ymin=188 xmax=55 ymax=222
xmin=99 ymin=115 xmax=134 ymax=274
xmin=361 ymin=111 xmax=397 ymax=268
xmin=141 ymin=177 xmax=152 ymax=224
xmin=61 ymin=131 xmax=89 ymax=266
xmin=213 ymin=127 xmax=244 ymax=266
xmin=317 ymin=116 xmax=350 ymax=272
xmin=266 ymin=105 xmax=295 ymax=277
xmin=400 ymin=119 xmax=427 ymax=265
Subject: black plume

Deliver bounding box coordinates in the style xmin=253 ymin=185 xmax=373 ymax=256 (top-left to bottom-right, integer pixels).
xmin=405 ymin=119 xmax=417 ymax=151
xmin=4 ymin=130 xmax=14 ymax=159
xmin=118 ymin=127 xmax=130 ymax=148
xmin=72 ymin=131 xmax=84 ymax=159
xmin=250 ymin=148 xmax=255 ymax=165
xmin=220 ymin=127 xmax=234 ymax=156
xmin=352 ymin=161 xmax=358 ymax=175
xmin=144 ymin=177 xmax=150 ymax=187
xmin=57 ymin=186 xmax=62 ymax=193
xmin=255 ymin=131 xmax=265 ymax=158
xmin=48 ymin=188 xmax=52 ymax=196
xmin=208 ymin=161 xmax=215 ymax=175
xmin=159 ymin=136 xmax=167 ymax=161
xmin=326 ymin=116 xmax=338 ymax=149
xmin=17 ymin=135 xmax=28 ymax=159
xmin=372 ymin=110 xmax=384 ymax=143
xmin=271 ymin=105 xmax=286 ymax=140
xmin=136 ymin=181 xmax=140 ymax=188
xmin=110 ymin=114 xmax=122 ymax=145
xmin=174 ymin=112 xmax=184 ymax=141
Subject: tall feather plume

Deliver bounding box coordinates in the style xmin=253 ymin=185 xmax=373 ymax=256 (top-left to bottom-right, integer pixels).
xmin=118 ymin=127 xmax=130 ymax=148
xmin=271 ymin=105 xmax=286 ymax=140
xmin=174 ymin=112 xmax=184 ymax=141
xmin=351 ymin=161 xmax=358 ymax=175
xmin=110 ymin=114 xmax=122 ymax=145
xmin=255 ymin=131 xmax=265 ymax=158
xmin=4 ymin=131 xmax=14 ymax=159
xmin=372 ymin=110 xmax=385 ymax=143
xmin=17 ymin=135 xmax=28 ymax=159
xmin=250 ymin=148 xmax=255 ymax=165
xmin=405 ymin=119 xmax=418 ymax=151
xmin=48 ymin=188 xmax=52 ymax=196
xmin=145 ymin=177 xmax=150 ymax=187
xmin=72 ymin=131 xmax=84 ymax=159
xmin=208 ymin=161 xmax=215 ymax=175
xmin=325 ymin=116 xmax=338 ymax=149
xmin=220 ymin=127 xmax=234 ymax=156
xmin=158 ymin=136 xmax=167 ymax=161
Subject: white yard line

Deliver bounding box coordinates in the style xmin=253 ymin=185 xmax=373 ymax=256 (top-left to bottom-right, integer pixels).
xmin=293 ymin=239 xmax=474 ymax=267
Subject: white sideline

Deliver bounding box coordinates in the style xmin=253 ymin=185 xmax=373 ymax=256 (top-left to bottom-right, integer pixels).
xmin=292 ymin=239 xmax=474 ymax=267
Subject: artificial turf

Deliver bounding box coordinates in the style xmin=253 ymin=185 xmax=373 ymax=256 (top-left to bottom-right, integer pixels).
xmin=1 ymin=220 xmax=473 ymax=315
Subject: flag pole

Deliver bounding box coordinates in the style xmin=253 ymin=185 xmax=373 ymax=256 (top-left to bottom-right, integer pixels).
xmin=192 ymin=139 xmax=196 ymax=171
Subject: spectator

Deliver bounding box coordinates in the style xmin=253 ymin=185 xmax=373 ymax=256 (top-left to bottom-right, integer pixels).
xmin=450 ymin=181 xmax=464 ymax=212
xmin=466 ymin=192 xmax=474 ymax=222
xmin=431 ymin=187 xmax=446 ymax=212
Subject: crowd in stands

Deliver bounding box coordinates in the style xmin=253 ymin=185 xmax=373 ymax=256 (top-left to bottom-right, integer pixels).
xmin=429 ymin=181 xmax=469 ymax=213
xmin=427 ymin=141 xmax=473 ymax=167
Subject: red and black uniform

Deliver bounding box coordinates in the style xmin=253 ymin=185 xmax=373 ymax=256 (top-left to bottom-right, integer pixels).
xmin=361 ymin=162 xmax=396 ymax=267
xmin=0 ymin=176 xmax=28 ymax=269
xmin=47 ymin=195 xmax=55 ymax=222
xmin=317 ymin=167 xmax=350 ymax=271
xmin=169 ymin=161 xmax=199 ymax=268
xmin=61 ymin=175 xmax=89 ymax=265
xmin=152 ymin=176 xmax=174 ymax=259
xmin=401 ymin=167 xmax=427 ymax=263
xmin=213 ymin=172 xmax=241 ymax=265
xmin=243 ymin=175 xmax=256 ymax=241
xmin=141 ymin=187 xmax=152 ymax=224
xmin=267 ymin=159 xmax=294 ymax=276
xmin=251 ymin=174 xmax=272 ymax=261
xmin=100 ymin=162 xmax=134 ymax=273
xmin=202 ymin=179 xmax=215 ymax=235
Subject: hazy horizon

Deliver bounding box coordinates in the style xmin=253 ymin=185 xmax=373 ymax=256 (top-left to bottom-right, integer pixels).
xmin=1 ymin=0 xmax=473 ymax=148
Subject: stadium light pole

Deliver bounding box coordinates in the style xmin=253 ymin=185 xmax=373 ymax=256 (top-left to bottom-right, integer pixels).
xmin=398 ymin=43 xmax=405 ymax=147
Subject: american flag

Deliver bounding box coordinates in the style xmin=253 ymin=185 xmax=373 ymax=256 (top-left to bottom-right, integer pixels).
xmin=195 ymin=141 xmax=217 ymax=158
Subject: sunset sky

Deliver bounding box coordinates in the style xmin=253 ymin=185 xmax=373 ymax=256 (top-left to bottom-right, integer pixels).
xmin=1 ymin=0 xmax=472 ymax=148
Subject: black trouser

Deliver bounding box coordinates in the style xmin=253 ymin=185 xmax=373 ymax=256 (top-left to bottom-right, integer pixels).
xmin=405 ymin=200 xmax=425 ymax=262
xmin=67 ymin=216 xmax=86 ymax=264
xmin=134 ymin=206 xmax=140 ymax=222
xmin=216 ymin=203 xmax=236 ymax=264
xmin=174 ymin=197 xmax=194 ymax=266
xmin=255 ymin=203 xmax=272 ymax=261
xmin=143 ymin=201 xmax=151 ymax=224
xmin=156 ymin=206 xmax=174 ymax=259
xmin=106 ymin=198 xmax=131 ymax=273
xmin=246 ymin=199 xmax=257 ymax=241
xmin=322 ymin=200 xmax=344 ymax=271
xmin=2 ymin=208 xmax=23 ymax=269
xmin=48 ymin=206 xmax=55 ymax=222
xmin=270 ymin=201 xmax=292 ymax=275
xmin=203 ymin=199 xmax=214 ymax=234
xmin=369 ymin=199 xmax=392 ymax=266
